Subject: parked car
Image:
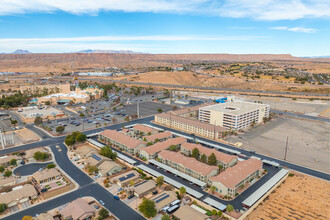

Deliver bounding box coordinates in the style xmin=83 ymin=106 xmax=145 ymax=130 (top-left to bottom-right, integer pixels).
xmin=117 ymin=187 xmax=123 ymax=192
xmin=114 ymin=195 xmax=120 ymax=200
xmin=152 ymin=190 xmax=158 ymax=195
xmin=127 ymin=194 xmax=135 ymax=199
xmin=99 ymin=200 xmax=105 ymax=206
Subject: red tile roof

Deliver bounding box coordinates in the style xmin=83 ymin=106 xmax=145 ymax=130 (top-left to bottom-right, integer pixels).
xmin=133 ymin=124 xmax=156 ymax=134
xmin=181 ymin=142 xmax=237 ymax=164
xmin=158 ymin=150 xmax=218 ymax=176
xmin=139 ymin=137 xmax=186 ymax=155
xmin=209 ymin=158 xmax=263 ymax=189
xmin=100 ymin=130 xmax=145 ymax=149
xmin=146 ymin=131 xmax=172 ymax=142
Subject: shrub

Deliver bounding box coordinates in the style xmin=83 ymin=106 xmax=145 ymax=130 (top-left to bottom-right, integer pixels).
xmin=47 ymin=163 xmax=56 ymax=169
xmin=10 ymin=159 xmax=16 ymax=165
xmin=33 ymin=151 xmax=49 ymax=161
xmin=0 ymin=165 xmax=4 ymax=172
xmin=289 ymin=173 xmax=294 ymax=177
xmin=0 ymin=203 xmax=7 ymax=213
xmin=4 ymin=170 xmax=12 ymax=177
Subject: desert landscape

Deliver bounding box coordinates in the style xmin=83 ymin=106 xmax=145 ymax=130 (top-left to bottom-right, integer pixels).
xmin=246 ymin=172 xmax=330 ymax=220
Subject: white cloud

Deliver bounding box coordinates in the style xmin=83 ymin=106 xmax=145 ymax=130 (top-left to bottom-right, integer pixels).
xmin=270 ymin=26 xmax=317 ymax=33
xmin=0 ymin=34 xmax=265 ymax=53
xmin=0 ymin=0 xmax=329 ymax=20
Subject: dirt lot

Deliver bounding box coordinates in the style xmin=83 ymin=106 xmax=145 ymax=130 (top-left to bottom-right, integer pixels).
xmin=246 ymin=173 xmax=330 ymax=220
xmin=227 ymin=116 xmax=330 ymax=173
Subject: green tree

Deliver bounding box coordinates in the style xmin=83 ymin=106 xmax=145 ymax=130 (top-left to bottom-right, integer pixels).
xmin=212 ymin=209 xmax=217 ymax=216
xmin=45 ymin=101 xmax=51 ymax=106
xmin=47 ymin=163 xmax=56 ymax=169
xmin=218 ymin=164 xmax=223 ymax=172
xmin=65 ymin=136 xmax=76 ymax=146
xmin=87 ymin=165 xmax=98 ymax=174
xmin=208 ymin=153 xmax=217 ymax=165
xmin=79 ymin=112 xmax=85 ymax=117
xmin=100 ymin=146 xmax=113 ymax=158
xmin=10 ymin=159 xmax=17 ymax=165
xmin=0 ymin=203 xmax=7 ymax=213
xmin=179 ymin=186 xmax=186 ymax=199
xmin=10 ymin=119 xmax=18 ymax=126
xmin=139 ymin=199 xmax=157 ymax=218
xmin=161 ymin=214 xmax=171 ymax=220
xmin=226 ymin=204 xmax=234 ymax=212
xmin=98 ymin=208 xmax=109 ymax=219
xmin=210 ymin=186 xmax=216 ymax=194
xmin=201 ymin=154 xmax=207 ymax=163
xmin=56 ymin=125 xmax=65 ymax=134
xmin=4 ymin=170 xmax=12 ymax=177
xmin=192 ymin=148 xmax=199 ymax=159
xmin=168 ymin=144 xmax=178 ymax=151
xmin=156 ymin=176 xmax=164 ymax=187
xmin=157 ymin=108 xmax=163 ymax=113
xmin=76 ymin=133 xmax=87 ymax=142
xmin=217 ymin=210 xmax=222 ymax=218
xmin=33 ymin=151 xmax=49 ymax=160
xmin=34 ymin=116 xmax=43 ymax=125
xmin=111 ymin=151 xmax=117 ymax=161
xmin=0 ymin=165 xmax=4 ymax=172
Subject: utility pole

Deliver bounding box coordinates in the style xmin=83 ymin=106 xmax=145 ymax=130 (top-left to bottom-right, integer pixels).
xmin=284 ymin=136 xmax=289 ymax=161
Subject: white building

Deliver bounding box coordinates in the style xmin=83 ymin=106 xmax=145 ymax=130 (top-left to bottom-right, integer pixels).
xmin=199 ymin=101 xmax=270 ymax=130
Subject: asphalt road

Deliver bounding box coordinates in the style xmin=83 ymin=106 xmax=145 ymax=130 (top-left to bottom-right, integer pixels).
xmin=14 ymin=162 xmax=52 ymax=176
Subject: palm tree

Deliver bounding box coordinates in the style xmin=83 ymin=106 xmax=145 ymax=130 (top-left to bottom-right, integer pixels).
xmin=179 ymin=187 xmax=186 ymax=200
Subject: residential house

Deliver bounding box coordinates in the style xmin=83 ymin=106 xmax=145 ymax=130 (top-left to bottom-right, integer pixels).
xmin=150 ymin=191 xmax=178 ymax=211
xmin=60 ymin=198 xmax=95 ymax=220
xmin=0 ymin=155 xmax=18 ymax=167
xmin=113 ymin=170 xmax=140 ymax=187
xmin=0 ymin=184 xmax=38 ymax=208
xmin=174 ymin=205 xmax=208 ymax=220
xmin=33 ymin=168 xmax=61 ymax=184
xmin=131 ymin=180 xmax=157 ymax=198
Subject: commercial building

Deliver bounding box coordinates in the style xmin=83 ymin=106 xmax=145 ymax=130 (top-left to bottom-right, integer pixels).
xmin=0 ymin=184 xmax=38 ymax=208
xmin=32 ymin=168 xmax=61 ymax=184
xmin=209 ymin=158 xmax=263 ymax=197
xmin=20 ymin=83 xmax=70 ymax=95
xmin=199 ymin=101 xmax=270 ymax=130
xmin=98 ymin=130 xmax=146 ymax=155
xmin=131 ymin=180 xmax=157 ymax=198
xmin=180 ymin=142 xmax=238 ymax=169
xmin=158 ymin=150 xmax=218 ymax=182
xmin=174 ymin=205 xmax=208 ymax=220
xmin=139 ymin=137 xmax=186 ymax=160
xmin=155 ymin=113 xmax=226 ymax=139
xmin=114 ymin=170 xmax=140 ymax=187
xmin=38 ymin=85 xmax=104 ymax=105
xmin=60 ymin=198 xmax=95 ymax=220
xmin=145 ymin=131 xmax=173 ymax=144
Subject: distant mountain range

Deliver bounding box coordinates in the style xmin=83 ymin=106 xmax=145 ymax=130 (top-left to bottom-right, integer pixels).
xmin=1 ymin=49 xmax=146 ymax=54
xmin=75 ymin=49 xmax=147 ymax=54
xmin=301 ymin=55 xmax=330 ymax=58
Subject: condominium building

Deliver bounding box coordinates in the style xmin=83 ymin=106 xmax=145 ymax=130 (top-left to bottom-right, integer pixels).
xmin=145 ymin=131 xmax=173 ymax=144
xmin=199 ymin=101 xmax=270 ymax=130
xmin=180 ymin=142 xmax=238 ymax=169
xmin=155 ymin=113 xmax=226 ymax=139
xmin=209 ymin=158 xmax=263 ymax=197
xmin=132 ymin=124 xmax=157 ymax=135
xmin=98 ymin=130 xmax=146 ymax=155
xmin=158 ymin=150 xmax=218 ymax=182
xmin=139 ymin=137 xmax=186 ymax=160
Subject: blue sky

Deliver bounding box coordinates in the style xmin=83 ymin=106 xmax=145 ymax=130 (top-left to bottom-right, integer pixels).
xmin=0 ymin=0 xmax=329 ymax=56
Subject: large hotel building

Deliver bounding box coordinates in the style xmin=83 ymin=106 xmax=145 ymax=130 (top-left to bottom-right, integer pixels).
xmin=199 ymin=102 xmax=270 ymax=130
